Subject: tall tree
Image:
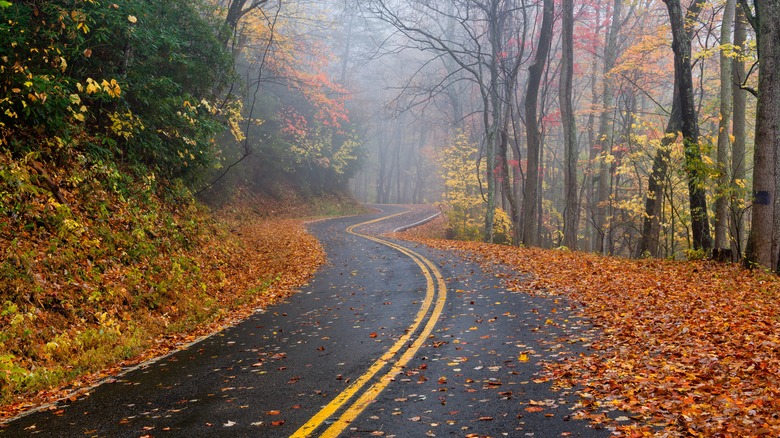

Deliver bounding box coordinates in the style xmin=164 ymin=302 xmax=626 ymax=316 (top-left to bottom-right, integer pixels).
xmin=367 ymin=0 xmax=531 ymax=242
xmin=582 ymin=9 xmax=607 ymax=252
xmin=591 ymin=0 xmax=625 ymax=253
xmin=636 ymin=0 xmax=705 ymax=258
xmin=742 ymin=0 xmax=780 ymax=269
xmin=730 ymin=5 xmax=748 ymax=258
xmin=522 ymin=0 xmax=555 ymax=246
xmin=714 ymin=0 xmax=736 ymax=260
xmin=560 ymin=0 xmax=578 ymax=250
xmin=663 ymin=0 xmax=712 ymax=253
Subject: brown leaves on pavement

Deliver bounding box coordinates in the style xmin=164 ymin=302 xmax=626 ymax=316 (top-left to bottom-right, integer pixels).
xmin=401 ymin=233 xmax=780 ymax=437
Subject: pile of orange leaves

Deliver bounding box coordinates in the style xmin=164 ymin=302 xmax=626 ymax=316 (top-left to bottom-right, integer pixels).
xmin=403 ymin=230 xmax=780 ymax=437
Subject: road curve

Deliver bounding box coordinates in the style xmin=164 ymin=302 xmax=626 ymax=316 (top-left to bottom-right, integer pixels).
xmin=1 ymin=205 xmax=611 ymax=437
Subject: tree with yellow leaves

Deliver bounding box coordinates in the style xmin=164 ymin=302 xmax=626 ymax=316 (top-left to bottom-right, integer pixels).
xmin=437 ymin=130 xmax=484 ymax=241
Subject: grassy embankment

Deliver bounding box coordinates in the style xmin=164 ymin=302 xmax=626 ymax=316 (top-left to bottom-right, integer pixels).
xmin=0 ymin=155 xmax=362 ymax=418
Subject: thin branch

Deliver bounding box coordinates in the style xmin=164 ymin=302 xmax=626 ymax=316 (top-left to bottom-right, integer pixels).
xmin=195 ymin=2 xmax=282 ymax=196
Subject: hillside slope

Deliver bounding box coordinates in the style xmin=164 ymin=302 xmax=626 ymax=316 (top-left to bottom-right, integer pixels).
xmin=0 ymin=156 xmax=361 ymax=418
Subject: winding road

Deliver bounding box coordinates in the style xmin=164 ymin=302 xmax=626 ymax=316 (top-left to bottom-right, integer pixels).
xmin=2 ymin=206 xmax=610 ymax=437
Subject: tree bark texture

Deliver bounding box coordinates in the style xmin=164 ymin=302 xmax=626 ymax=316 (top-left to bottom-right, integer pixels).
xmin=637 ymin=0 xmax=705 ymax=258
xmin=730 ymin=6 xmax=748 ymax=258
xmin=221 ymin=0 xmax=269 ymax=46
xmin=561 ymin=0 xmax=578 ymax=250
xmin=522 ymin=0 xmax=554 ymax=247
xmin=714 ymin=0 xmax=735 ymax=259
xmin=745 ymin=0 xmax=780 ymax=269
xmin=664 ymin=0 xmax=713 ymax=253
xmin=592 ymin=0 xmax=623 ymax=254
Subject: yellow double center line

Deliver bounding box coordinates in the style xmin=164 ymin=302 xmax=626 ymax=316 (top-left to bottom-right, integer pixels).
xmin=291 ymin=212 xmax=447 ymax=438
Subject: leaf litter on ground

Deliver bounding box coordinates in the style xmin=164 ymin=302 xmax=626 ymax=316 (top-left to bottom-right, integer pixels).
xmin=0 ymin=194 xmax=330 ymax=420
xmin=398 ymin=216 xmax=780 ymax=437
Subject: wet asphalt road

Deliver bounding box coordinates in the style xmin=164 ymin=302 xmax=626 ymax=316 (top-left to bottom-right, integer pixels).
xmin=1 ymin=205 xmax=611 ymax=437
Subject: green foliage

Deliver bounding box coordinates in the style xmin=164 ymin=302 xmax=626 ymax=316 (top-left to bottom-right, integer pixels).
xmin=684 ymin=248 xmax=708 ymax=261
xmin=0 ymin=0 xmax=357 ymax=409
xmin=0 ymin=150 xmax=211 ymax=404
xmin=0 ymin=353 xmax=31 ymax=390
xmin=0 ymin=0 xmax=233 ymax=180
xmin=121 ymin=1 xmax=233 ymax=179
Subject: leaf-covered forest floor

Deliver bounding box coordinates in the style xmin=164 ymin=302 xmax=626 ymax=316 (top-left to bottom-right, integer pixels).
xmin=0 ymin=156 xmax=362 ymax=420
xmin=398 ymin=216 xmax=780 ymax=437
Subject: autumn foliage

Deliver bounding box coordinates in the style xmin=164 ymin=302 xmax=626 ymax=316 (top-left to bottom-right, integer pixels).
xmin=0 ymin=0 xmax=365 ymax=418
xmin=0 ymin=159 xmax=334 ymax=417
xmin=214 ymin=1 xmax=362 ymax=196
xmin=402 ymin=220 xmax=780 ymax=436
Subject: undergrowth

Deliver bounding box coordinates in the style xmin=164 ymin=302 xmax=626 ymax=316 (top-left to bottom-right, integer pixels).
xmin=0 ymin=152 xmax=349 ymax=415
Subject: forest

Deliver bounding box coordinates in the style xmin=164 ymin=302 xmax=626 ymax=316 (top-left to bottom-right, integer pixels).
xmin=0 ymin=0 xmax=363 ymax=412
xmin=346 ymin=0 xmax=778 ymax=270
xmin=1 ymin=0 xmax=780 ymax=433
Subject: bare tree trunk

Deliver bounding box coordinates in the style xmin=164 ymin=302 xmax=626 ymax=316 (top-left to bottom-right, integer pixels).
xmin=592 ymin=0 xmax=623 ymax=254
xmin=511 ymin=107 xmax=525 ymax=241
xmin=561 ymin=0 xmax=578 ymax=250
xmin=394 ymin=129 xmax=402 ymax=203
xmin=537 ymin=134 xmax=545 ymax=244
xmin=730 ymin=6 xmax=748 ymax=259
xmin=714 ymin=0 xmax=736 ymax=260
xmin=340 ymin=6 xmax=355 ymax=85
xmin=413 ymin=124 xmax=427 ymax=203
xmin=482 ymin=0 xmax=505 ymax=243
xmin=377 ymin=126 xmax=391 ymax=204
xmin=499 ymin=117 xmax=520 ymax=243
xmin=522 ymin=0 xmax=554 ymax=247
xmin=636 ymin=111 xmax=680 ymax=257
xmin=664 ymin=0 xmax=713 ymax=253
xmin=743 ymin=0 xmax=780 ymax=269
xmin=584 ymin=60 xmax=601 ymax=251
